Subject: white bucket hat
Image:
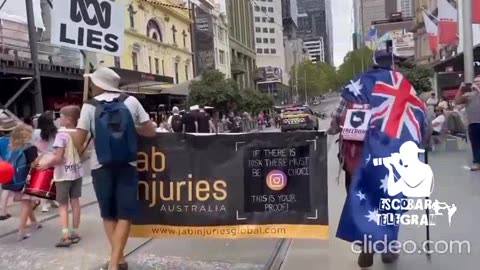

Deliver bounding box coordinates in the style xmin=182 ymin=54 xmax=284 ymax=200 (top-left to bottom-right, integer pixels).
xmin=190 ymin=105 xmax=200 ymax=111
xmin=86 ymin=67 xmax=121 ymax=92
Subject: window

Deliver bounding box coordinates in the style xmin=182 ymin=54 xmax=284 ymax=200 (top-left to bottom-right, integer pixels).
xmin=149 ymin=56 xmax=152 ymax=73
xmin=263 ymin=28 xmax=268 ymax=33
xmin=255 ymin=17 xmax=260 ymax=22
xmin=263 ymin=48 xmax=269 ymax=54
xmin=219 ymin=50 xmax=225 ymax=65
xmin=263 ymin=38 xmax=268 ymax=43
xmin=270 ymin=38 xmax=275 ymax=43
xmin=270 ymin=48 xmax=276 ymax=54
xmin=162 ymin=60 xmax=165 ymax=75
xmin=147 ymin=19 xmax=162 ymax=41
xmin=268 ymin=7 xmax=273 ymax=12
xmin=218 ymin=27 xmax=224 ymax=41
xmin=256 ymin=38 xmax=262 ymax=43
xmin=256 ymin=27 xmax=261 ymax=33
xmin=257 ymin=48 xmax=262 ymax=53
xmin=262 ymin=17 xmax=267 ymax=22
xmin=182 ymin=30 xmax=188 ymax=47
xmin=269 ymin=18 xmax=274 ymax=23
xmin=185 ymin=65 xmax=189 ymax=80
xmin=114 ymin=56 xmax=121 ymax=68
xmin=132 ymin=52 xmax=138 ymax=71
xmin=175 ymin=63 xmax=179 ymax=83
xmin=155 ymin=58 xmax=159 ymax=74
xmin=255 ymin=6 xmax=260 ymax=11
xmin=128 ymin=4 xmax=136 ymax=28
xmin=269 ymin=28 xmax=275 ymax=33
xmin=172 ymin=25 xmax=177 ymax=44
xmin=261 ymin=6 xmax=266 ymax=12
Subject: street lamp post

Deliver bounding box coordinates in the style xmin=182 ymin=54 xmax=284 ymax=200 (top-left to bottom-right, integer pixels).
xmin=304 ymin=68 xmax=307 ymax=105
xmin=462 ymin=0 xmax=474 ymax=168
xmin=25 ymin=0 xmax=43 ymax=113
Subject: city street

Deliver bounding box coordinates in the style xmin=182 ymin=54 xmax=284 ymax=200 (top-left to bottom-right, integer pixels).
xmin=2 ymin=98 xmax=478 ymax=270
xmin=0 ymin=99 xmax=338 ymax=270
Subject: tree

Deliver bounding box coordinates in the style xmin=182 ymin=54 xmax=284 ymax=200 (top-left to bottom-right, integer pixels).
xmin=291 ymin=61 xmax=339 ymax=99
xmin=240 ymin=88 xmax=273 ymax=114
xmin=188 ymin=69 xmax=273 ymax=113
xmin=337 ymin=47 xmax=374 ymax=87
xmin=399 ymin=63 xmax=434 ymax=94
xmin=188 ymin=69 xmax=242 ymax=112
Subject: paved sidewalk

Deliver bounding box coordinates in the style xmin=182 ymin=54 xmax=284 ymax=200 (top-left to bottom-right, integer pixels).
xmin=281 ymin=148 xmax=480 ymax=270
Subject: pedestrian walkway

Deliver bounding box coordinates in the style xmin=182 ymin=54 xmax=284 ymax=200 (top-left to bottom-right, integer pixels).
xmin=281 ymin=148 xmax=480 ymax=270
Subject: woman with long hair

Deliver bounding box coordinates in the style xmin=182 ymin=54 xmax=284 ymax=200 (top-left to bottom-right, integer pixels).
xmin=33 ymin=111 xmax=59 ymax=212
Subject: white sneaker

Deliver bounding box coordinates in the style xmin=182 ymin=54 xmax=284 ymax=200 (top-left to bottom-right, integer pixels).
xmin=41 ymin=205 xmax=50 ymax=212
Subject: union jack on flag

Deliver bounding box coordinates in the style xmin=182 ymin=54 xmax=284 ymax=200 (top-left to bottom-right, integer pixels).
xmin=336 ymin=68 xmax=428 ymax=246
xmin=370 ymin=71 xmax=427 ymax=143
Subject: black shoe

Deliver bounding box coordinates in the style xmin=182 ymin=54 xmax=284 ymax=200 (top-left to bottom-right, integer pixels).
xmin=381 ymin=252 xmax=400 ymax=264
xmin=358 ymin=252 xmax=374 ymax=268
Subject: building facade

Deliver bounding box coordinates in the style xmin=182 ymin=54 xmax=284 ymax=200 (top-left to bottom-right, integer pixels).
xmin=226 ymin=0 xmax=256 ymax=89
xmin=253 ymin=0 xmax=287 ymax=83
xmin=296 ymin=0 xmax=332 ymax=64
xmin=190 ymin=0 xmax=231 ymax=78
xmin=413 ymin=0 xmax=437 ymax=64
xmin=92 ymin=0 xmax=193 ymax=85
xmin=360 ymin=0 xmax=414 ymax=37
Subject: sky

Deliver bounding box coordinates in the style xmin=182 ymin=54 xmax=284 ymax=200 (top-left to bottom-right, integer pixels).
xmin=331 ymin=0 xmax=354 ymax=67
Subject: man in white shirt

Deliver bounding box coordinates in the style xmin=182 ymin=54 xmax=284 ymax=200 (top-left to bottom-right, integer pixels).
xmin=73 ymin=67 xmax=156 ymax=270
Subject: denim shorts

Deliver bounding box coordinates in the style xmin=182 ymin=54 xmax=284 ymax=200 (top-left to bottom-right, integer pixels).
xmin=91 ymin=165 xmax=139 ymax=221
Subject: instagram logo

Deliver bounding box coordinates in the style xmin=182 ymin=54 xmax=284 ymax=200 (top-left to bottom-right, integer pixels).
xmin=266 ymin=170 xmax=288 ymax=191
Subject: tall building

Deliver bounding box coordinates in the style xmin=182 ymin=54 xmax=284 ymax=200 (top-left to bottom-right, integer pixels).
xmin=303 ymin=39 xmax=325 ymax=63
xmin=253 ymin=0 xmax=289 ymax=103
xmin=253 ymin=0 xmax=286 ymax=83
xmin=296 ymin=0 xmax=333 ymax=64
xmin=190 ymin=0 xmax=231 ymax=78
xmin=360 ymin=0 xmax=414 ymax=37
xmin=226 ymin=0 xmax=256 ymax=89
xmin=281 ymin=0 xmax=298 ymax=39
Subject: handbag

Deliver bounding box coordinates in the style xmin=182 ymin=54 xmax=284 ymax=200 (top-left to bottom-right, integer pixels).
xmin=23 ymin=168 xmax=56 ymax=200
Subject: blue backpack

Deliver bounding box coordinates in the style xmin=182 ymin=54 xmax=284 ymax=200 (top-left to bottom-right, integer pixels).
xmin=87 ymin=93 xmax=138 ymax=166
xmin=2 ymin=146 xmax=31 ymax=192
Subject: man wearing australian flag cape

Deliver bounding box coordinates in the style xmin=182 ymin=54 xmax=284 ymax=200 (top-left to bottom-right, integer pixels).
xmin=334 ymin=50 xmax=429 ymax=268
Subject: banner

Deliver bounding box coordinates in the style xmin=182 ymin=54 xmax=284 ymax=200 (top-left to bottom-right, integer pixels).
xmin=131 ymin=132 xmax=329 ymax=239
xmin=51 ymin=0 xmax=125 ymax=56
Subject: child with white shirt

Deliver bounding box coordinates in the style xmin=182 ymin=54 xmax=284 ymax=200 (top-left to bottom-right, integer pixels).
xmin=37 ymin=106 xmax=84 ymax=247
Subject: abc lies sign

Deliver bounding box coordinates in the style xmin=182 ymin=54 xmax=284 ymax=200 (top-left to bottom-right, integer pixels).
xmin=51 ymin=0 xmax=124 ymax=56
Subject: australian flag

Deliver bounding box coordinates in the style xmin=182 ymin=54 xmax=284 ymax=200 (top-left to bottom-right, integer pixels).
xmin=336 ymin=68 xmax=428 ymax=245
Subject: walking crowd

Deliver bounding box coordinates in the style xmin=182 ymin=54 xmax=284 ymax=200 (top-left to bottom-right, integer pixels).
xmin=0 ymin=66 xmax=278 ymax=270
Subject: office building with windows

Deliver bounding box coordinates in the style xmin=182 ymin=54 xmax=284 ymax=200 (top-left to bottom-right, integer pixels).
xmin=303 ymin=38 xmax=325 ymax=63
xmin=253 ymin=0 xmax=287 ymax=83
xmin=296 ymin=0 xmax=333 ymax=64
xmin=226 ymin=0 xmax=256 ymax=89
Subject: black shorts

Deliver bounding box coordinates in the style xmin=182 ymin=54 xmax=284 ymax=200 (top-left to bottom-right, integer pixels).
xmin=91 ymin=164 xmax=139 ymax=221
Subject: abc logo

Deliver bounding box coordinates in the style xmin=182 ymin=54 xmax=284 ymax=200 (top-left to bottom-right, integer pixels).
xmin=266 ymin=170 xmax=288 ymax=191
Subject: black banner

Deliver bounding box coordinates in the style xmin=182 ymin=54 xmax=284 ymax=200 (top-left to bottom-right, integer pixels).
xmin=131 ymin=132 xmax=329 ymax=239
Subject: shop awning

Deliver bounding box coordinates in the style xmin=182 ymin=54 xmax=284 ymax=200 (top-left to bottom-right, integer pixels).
xmin=119 ymin=76 xmax=201 ymax=96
